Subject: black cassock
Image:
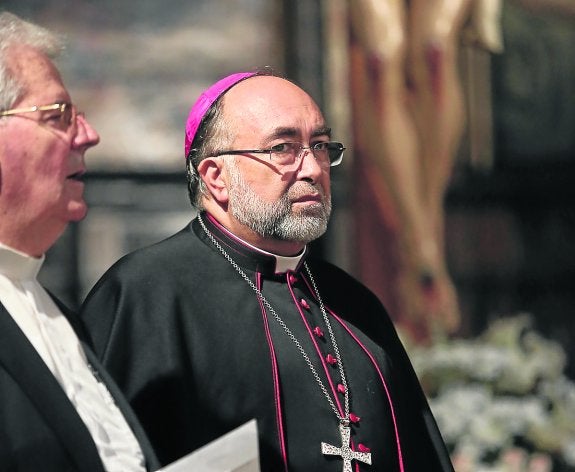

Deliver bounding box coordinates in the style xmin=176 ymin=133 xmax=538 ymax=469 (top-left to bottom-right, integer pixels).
xmin=81 ymin=212 xmax=454 ymax=472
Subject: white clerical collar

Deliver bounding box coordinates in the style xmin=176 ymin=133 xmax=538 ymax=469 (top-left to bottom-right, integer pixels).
xmin=253 ymin=243 xmax=305 ymax=274
xmin=0 ymin=242 xmax=44 ymax=281
xmin=213 ymin=220 xmax=306 ymax=274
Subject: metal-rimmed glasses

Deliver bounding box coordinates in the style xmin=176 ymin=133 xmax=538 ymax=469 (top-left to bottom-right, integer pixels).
xmin=211 ymin=141 xmax=345 ymax=168
xmin=0 ymin=102 xmax=80 ymax=132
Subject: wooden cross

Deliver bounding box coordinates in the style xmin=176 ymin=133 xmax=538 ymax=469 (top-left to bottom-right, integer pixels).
xmin=321 ymin=422 xmax=372 ymax=471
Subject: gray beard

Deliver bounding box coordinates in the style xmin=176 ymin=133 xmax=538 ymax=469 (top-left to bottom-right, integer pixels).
xmin=226 ymin=161 xmax=331 ymax=244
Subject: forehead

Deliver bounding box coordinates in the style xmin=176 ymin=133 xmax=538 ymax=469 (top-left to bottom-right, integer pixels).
xmin=222 ymin=76 xmax=327 ymax=141
xmin=7 ymin=45 xmax=69 ymax=105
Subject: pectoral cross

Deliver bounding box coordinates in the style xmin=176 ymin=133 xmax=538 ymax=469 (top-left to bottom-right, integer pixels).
xmin=321 ymin=422 xmax=372 ymax=472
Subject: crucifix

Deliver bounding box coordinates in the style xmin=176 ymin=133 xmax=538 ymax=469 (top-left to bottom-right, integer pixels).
xmin=321 ymin=422 xmax=372 ymax=471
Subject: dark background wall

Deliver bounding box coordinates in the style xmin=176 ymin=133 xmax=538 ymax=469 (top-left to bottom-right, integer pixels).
xmin=446 ymin=2 xmax=575 ymax=378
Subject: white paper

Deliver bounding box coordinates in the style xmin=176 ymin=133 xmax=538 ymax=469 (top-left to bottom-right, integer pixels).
xmin=157 ymin=419 xmax=260 ymax=472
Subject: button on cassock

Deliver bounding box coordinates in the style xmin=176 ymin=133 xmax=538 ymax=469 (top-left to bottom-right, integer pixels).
xmin=326 ymin=354 xmax=337 ymax=365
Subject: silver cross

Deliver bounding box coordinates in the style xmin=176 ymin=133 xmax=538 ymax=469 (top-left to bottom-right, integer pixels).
xmin=321 ymin=423 xmax=372 ymax=472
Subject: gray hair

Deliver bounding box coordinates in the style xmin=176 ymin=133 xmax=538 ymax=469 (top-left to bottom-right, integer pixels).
xmin=186 ymin=98 xmax=234 ymax=209
xmin=0 ymin=12 xmax=64 ymax=112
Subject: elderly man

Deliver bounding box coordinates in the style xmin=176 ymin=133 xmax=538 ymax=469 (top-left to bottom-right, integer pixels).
xmin=81 ymin=70 xmax=454 ymax=471
xmin=0 ymin=12 xmax=158 ymax=471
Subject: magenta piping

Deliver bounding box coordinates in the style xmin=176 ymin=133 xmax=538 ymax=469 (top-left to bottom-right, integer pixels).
xmin=324 ymin=304 xmax=406 ymax=472
xmin=287 ymin=273 xmax=346 ymax=417
xmin=256 ymin=272 xmax=289 ymax=472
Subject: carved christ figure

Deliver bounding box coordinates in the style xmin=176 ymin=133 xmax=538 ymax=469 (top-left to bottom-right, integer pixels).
xmin=348 ymin=0 xmax=502 ymax=341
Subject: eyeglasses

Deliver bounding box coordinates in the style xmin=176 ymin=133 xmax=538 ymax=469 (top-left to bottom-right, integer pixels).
xmin=0 ymin=102 xmax=80 ymax=132
xmin=211 ymin=141 xmax=345 ymax=168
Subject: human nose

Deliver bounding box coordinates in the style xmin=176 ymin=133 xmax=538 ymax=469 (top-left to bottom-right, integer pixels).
xmin=72 ymin=113 xmax=100 ymax=150
xmin=296 ymin=146 xmax=324 ymax=182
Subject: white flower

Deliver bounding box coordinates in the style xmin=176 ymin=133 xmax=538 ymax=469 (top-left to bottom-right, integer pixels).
xmin=563 ymin=438 xmax=575 ymax=467
xmin=407 ymin=314 xmax=575 ymax=469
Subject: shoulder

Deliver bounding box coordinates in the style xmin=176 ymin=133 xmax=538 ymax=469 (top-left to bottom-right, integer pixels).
xmin=83 ymin=220 xmax=230 ymax=306
xmin=305 ymin=257 xmax=403 ymax=353
xmin=117 ymin=223 xmax=197 ymax=268
xmin=306 ymin=258 xmax=382 ymax=305
xmin=93 ymin=222 xmax=209 ymax=284
xmin=306 ymin=257 xmax=392 ymax=322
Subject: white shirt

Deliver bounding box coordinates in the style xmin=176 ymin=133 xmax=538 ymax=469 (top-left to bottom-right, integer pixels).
xmin=0 ymin=243 xmax=146 ymax=472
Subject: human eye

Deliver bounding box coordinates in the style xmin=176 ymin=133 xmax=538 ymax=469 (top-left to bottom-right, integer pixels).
xmin=41 ymin=107 xmax=67 ymax=129
xmin=43 ymin=110 xmax=63 ymax=123
xmin=312 ymin=141 xmax=330 ymax=152
xmin=269 ymin=142 xmax=295 ymax=154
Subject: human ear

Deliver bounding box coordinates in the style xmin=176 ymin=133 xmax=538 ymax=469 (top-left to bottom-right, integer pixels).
xmin=197 ymin=157 xmax=229 ymax=204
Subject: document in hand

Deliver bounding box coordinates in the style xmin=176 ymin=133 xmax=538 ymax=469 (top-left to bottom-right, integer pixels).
xmin=157 ymin=419 xmax=260 ymax=472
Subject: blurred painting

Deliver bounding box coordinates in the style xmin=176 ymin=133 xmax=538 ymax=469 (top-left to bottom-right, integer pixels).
xmin=5 ymin=0 xmax=283 ymax=171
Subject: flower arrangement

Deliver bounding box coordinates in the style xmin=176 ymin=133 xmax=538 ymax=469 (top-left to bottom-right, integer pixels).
xmin=407 ymin=314 xmax=575 ymax=471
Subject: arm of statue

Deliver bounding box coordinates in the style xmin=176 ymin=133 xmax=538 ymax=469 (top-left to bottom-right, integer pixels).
xmin=349 ymin=0 xmax=465 ymax=340
xmin=408 ymin=0 xmax=473 ymax=236
xmin=349 ymin=0 xmax=429 ymax=258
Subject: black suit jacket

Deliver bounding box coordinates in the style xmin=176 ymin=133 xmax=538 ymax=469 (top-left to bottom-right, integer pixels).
xmin=0 ymin=299 xmax=160 ymax=472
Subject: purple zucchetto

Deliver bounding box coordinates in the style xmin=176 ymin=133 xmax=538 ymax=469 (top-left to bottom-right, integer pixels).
xmin=184 ymin=71 xmax=258 ymax=158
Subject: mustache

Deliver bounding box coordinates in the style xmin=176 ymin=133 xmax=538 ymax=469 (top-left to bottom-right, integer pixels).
xmin=287 ymin=182 xmax=327 ymax=200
